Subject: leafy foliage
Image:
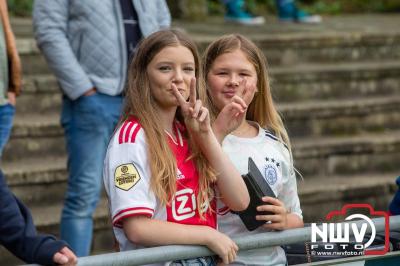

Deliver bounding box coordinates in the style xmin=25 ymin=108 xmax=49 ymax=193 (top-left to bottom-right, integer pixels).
xmin=6 ymin=0 xmax=400 ymax=18
xmin=7 ymin=0 xmax=32 ymax=17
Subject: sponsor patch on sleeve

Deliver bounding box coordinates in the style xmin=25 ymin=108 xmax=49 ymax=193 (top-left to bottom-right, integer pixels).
xmin=114 ymin=163 xmax=141 ymax=191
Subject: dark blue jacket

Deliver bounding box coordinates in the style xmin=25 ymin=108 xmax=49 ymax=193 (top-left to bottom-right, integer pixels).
xmin=389 ymin=176 xmax=400 ymax=215
xmin=0 ymin=170 xmax=67 ymax=265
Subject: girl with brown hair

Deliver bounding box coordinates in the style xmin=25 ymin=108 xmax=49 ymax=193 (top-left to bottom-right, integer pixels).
xmin=103 ymin=29 xmax=249 ymax=265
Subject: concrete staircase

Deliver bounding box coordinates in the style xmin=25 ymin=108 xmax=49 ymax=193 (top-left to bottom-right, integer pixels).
xmin=2 ymin=15 xmax=399 ymax=264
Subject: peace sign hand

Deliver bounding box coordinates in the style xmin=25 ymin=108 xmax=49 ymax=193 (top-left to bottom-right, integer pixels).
xmin=238 ymin=78 xmax=257 ymax=106
xmin=171 ymin=78 xmax=211 ymax=134
xmin=212 ymin=79 xmax=256 ymax=142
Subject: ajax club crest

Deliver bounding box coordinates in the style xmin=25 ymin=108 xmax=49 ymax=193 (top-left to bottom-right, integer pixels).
xmin=264 ymin=157 xmax=280 ymax=186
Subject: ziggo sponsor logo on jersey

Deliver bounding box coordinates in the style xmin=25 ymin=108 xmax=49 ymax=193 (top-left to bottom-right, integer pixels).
xmin=171 ymin=188 xmax=209 ymax=221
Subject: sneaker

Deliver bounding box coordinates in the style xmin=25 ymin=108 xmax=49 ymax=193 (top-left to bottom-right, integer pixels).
xmin=277 ymin=0 xmax=321 ymax=24
xmin=225 ymin=11 xmax=265 ymax=25
xmin=224 ymin=0 xmax=265 ymax=25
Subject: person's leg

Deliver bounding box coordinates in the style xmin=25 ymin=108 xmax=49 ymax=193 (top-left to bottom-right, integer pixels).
xmin=60 ymin=93 xmax=122 ymax=256
xmin=0 ymin=103 xmax=16 ymax=159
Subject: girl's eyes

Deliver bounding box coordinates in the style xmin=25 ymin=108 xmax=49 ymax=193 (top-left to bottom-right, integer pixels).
xmin=216 ymin=72 xmax=251 ymax=77
xmin=184 ymin=67 xmax=195 ymax=72
xmin=239 ymin=73 xmax=251 ymax=77
xmin=158 ymin=66 xmax=195 ymax=72
xmin=158 ymin=66 xmax=171 ymax=71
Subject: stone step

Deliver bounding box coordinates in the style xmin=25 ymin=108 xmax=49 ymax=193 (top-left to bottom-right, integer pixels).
xmin=7 ymin=14 xmax=400 ymax=77
xmin=14 ymin=92 xmax=397 ymax=140
xmin=184 ymin=14 xmax=400 ymax=66
xmin=10 ymin=17 xmax=32 ymax=38
xmin=298 ymin=173 xmax=397 ymax=223
xmin=3 ymin=118 xmax=400 ymax=178
xmin=2 ymin=114 xmax=65 ymax=163
xmin=18 ymin=58 xmax=400 ymax=115
xmin=16 ymin=29 xmax=400 ymax=74
xmin=1 ymin=171 xmax=396 ymax=265
xmin=271 ymin=61 xmax=400 ymax=102
xmin=14 ymin=16 xmax=400 ymax=67
xmin=280 ymin=95 xmax=400 ymax=137
xmin=292 ymin=130 xmax=400 ymax=177
xmin=16 ymin=38 xmax=51 ymax=75
xmin=26 ymin=198 xmax=111 ymax=238
xmin=17 ymin=74 xmax=61 ymax=115
xmin=2 ymin=156 xmax=67 ymax=204
xmin=194 ymin=31 xmax=400 ymax=67
xmin=2 ymin=129 xmax=399 ymax=205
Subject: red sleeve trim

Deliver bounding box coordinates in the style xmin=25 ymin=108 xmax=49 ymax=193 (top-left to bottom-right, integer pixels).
xmin=112 ymin=207 xmax=154 ymax=227
xmin=217 ymin=206 xmax=230 ymax=216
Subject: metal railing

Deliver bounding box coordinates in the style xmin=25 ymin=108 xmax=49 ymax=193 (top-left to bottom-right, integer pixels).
xmin=66 ymin=215 xmax=400 ymax=266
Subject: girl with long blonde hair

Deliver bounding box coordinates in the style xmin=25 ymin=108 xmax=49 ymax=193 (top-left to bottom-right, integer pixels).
xmin=203 ymin=34 xmax=303 ymax=265
xmin=103 ymin=29 xmax=249 ymax=265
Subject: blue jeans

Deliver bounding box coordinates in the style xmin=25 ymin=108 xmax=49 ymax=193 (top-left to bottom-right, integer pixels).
xmin=0 ymin=103 xmax=15 ymax=158
xmin=60 ymin=93 xmax=122 ymax=256
xmin=170 ymin=256 xmax=217 ymax=266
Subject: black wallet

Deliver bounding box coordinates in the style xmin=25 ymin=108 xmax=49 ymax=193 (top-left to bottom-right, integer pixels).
xmin=233 ymin=157 xmax=277 ymax=231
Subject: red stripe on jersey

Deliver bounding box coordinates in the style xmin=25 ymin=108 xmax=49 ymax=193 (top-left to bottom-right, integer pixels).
xmin=112 ymin=207 xmax=154 ymax=227
xmin=124 ymin=122 xmax=135 ymax=143
xmin=130 ymin=123 xmax=141 ymax=143
xmin=118 ymin=121 xmax=130 ymax=144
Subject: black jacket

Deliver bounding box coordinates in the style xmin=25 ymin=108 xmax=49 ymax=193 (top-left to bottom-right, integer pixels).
xmin=0 ymin=170 xmax=67 ymax=265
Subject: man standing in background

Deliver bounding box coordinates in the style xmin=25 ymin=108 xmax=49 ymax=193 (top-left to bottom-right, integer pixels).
xmin=33 ymin=0 xmax=171 ymax=256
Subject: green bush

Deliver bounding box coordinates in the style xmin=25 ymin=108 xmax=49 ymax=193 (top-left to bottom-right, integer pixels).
xmin=256 ymin=0 xmax=400 ymax=15
xmin=7 ymin=0 xmax=400 ymax=18
xmin=301 ymin=0 xmax=400 ymax=14
xmin=7 ymin=0 xmax=33 ymax=17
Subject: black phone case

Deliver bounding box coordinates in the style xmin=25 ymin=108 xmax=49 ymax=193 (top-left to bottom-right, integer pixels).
xmin=234 ymin=157 xmax=277 ymax=231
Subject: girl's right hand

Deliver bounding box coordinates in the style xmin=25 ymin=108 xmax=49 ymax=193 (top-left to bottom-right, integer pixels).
xmin=172 ymin=78 xmax=211 ymax=135
xmin=204 ymin=227 xmax=238 ymax=264
xmin=212 ymin=95 xmax=247 ymax=142
xmin=212 ymin=79 xmax=256 ymax=142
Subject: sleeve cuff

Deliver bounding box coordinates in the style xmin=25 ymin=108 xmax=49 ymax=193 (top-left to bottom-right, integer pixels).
xmin=112 ymin=207 xmax=154 ymax=228
xmin=217 ymin=206 xmax=230 ymax=216
xmin=35 ymin=237 xmax=67 ymax=266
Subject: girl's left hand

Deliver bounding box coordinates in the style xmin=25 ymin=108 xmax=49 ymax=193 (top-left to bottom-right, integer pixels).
xmin=256 ymin=197 xmax=288 ymax=231
xmin=171 ymin=77 xmax=210 ymax=134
